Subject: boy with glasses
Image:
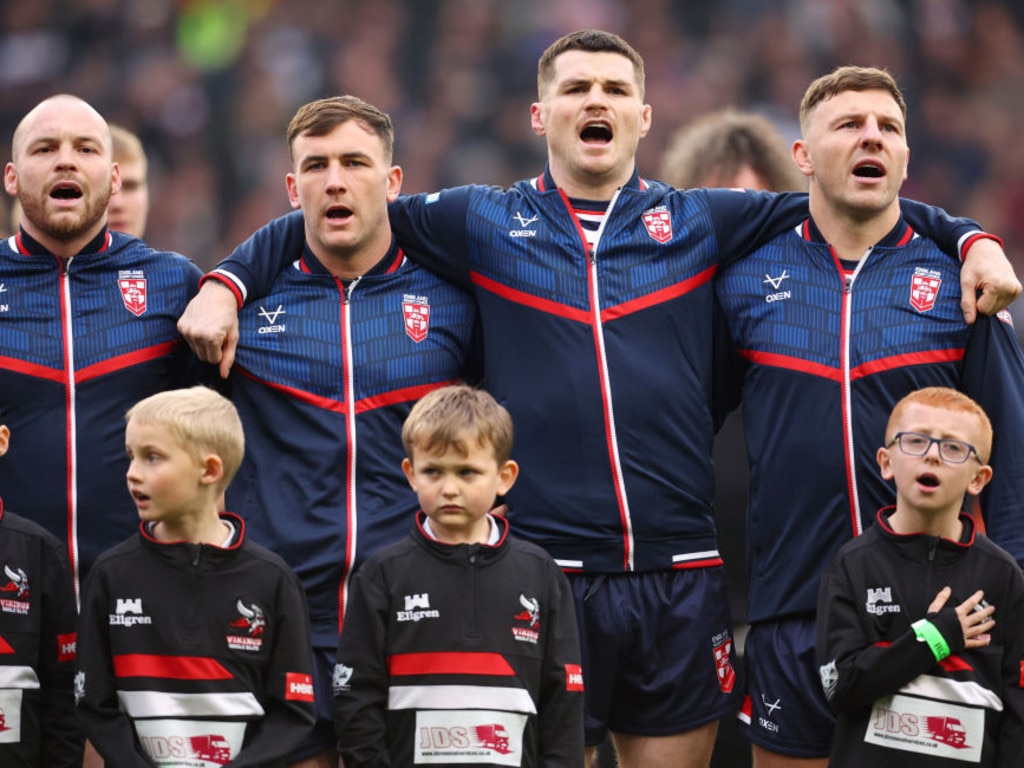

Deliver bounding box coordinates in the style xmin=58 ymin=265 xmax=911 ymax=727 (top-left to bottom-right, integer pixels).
xmin=816 ymin=386 xmax=1024 ymax=767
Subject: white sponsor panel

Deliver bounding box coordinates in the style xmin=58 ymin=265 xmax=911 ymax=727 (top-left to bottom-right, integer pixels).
xmin=413 ymin=709 xmax=526 ymax=765
xmin=0 ymin=688 xmax=23 ymax=743
xmin=118 ymin=689 xmax=264 ymax=718
xmin=390 ymin=684 xmax=536 ymax=714
xmin=0 ymin=666 xmax=39 ymax=689
xmin=134 ymin=718 xmax=246 ymax=767
xmin=865 ymin=694 xmax=984 ymax=763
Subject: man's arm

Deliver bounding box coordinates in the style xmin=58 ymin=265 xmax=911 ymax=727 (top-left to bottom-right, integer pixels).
xmin=962 ymin=314 xmax=1024 ymax=564
xmin=898 ymin=199 xmax=1020 ymax=322
xmin=178 ymin=188 xmax=477 ymax=377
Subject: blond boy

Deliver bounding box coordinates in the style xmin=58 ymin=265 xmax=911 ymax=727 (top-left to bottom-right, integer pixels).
xmin=76 ymin=386 xmax=316 ymax=767
xmin=817 ymin=387 xmax=1024 ymax=767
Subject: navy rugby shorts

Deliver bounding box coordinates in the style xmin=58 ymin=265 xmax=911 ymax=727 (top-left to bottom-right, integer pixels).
xmin=738 ymin=617 xmax=835 ymax=757
xmin=568 ymin=567 xmax=738 ymax=746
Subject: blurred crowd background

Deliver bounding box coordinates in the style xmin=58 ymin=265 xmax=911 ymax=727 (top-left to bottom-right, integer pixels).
xmin=2 ymin=0 xmax=1023 ymax=275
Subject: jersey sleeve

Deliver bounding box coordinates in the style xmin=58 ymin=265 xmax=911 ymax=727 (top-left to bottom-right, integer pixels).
xmin=898 ymin=199 xmax=988 ymax=261
xmin=334 ymin=561 xmax=391 ymax=768
xmin=702 ymin=189 xmax=808 ymax=268
xmin=228 ymin=566 xmax=316 ymax=768
xmin=205 ymin=210 xmax=306 ymax=306
xmin=206 ymin=185 xmax=478 ymax=306
xmin=537 ymin=560 xmax=585 ymax=767
xmin=387 ymin=188 xmax=477 ymax=290
xmin=961 ymin=314 xmax=1024 ymax=565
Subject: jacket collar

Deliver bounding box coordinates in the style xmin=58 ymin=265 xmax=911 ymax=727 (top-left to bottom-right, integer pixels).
xmin=874 ymin=506 xmax=974 ymax=565
xmin=801 ymin=216 xmax=915 ymax=249
xmin=297 ymin=238 xmax=405 ymax=279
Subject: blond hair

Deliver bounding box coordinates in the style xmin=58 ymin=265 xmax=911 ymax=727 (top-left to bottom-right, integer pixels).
xmin=402 ymin=385 xmax=513 ymax=464
xmin=886 ymin=387 xmax=993 ymax=462
xmin=109 ymin=124 xmax=148 ymax=175
xmin=126 ymin=387 xmax=245 ymax=491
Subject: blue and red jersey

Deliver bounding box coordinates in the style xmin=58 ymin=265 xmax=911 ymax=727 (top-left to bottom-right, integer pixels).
xmin=716 ymin=217 xmax=1024 ymax=623
xmin=0 ymin=229 xmax=205 ymax=593
xmin=216 ymin=169 xmax=986 ymax=578
xmin=223 ymin=241 xmax=478 ymax=647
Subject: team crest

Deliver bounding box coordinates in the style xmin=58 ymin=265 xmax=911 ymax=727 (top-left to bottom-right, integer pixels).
xmin=712 ymin=631 xmax=736 ymax=693
xmin=0 ymin=564 xmax=30 ymax=615
xmin=227 ymin=599 xmax=266 ymax=652
xmin=909 ymin=268 xmax=942 ymax=313
xmin=118 ymin=270 xmax=147 ymax=316
xmin=642 ymin=207 xmax=673 ymax=244
xmin=402 ymin=294 xmax=430 ymax=343
xmin=511 ymin=594 xmax=540 ymax=644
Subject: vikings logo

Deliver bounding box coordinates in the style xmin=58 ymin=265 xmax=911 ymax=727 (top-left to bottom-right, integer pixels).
xmin=230 ymin=600 xmax=266 ymax=636
xmin=1 ymin=564 xmax=29 ymax=600
xmin=514 ymin=594 xmax=540 ymax=629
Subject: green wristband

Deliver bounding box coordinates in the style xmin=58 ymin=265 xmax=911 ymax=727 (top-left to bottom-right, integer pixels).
xmin=912 ymin=618 xmax=951 ymax=661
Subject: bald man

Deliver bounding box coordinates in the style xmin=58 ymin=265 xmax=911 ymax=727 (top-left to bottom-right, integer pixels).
xmin=2 ymin=94 xmax=209 ymax=595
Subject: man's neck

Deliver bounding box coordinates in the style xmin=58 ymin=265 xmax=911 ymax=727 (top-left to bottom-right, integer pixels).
xmin=809 ymin=198 xmax=900 ymax=262
xmin=20 ymin=221 xmax=106 ymax=260
xmin=548 ymin=160 xmax=633 ymax=202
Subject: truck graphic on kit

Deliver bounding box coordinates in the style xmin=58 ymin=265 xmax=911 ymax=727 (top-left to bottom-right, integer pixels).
xmin=189 ymin=734 xmax=232 ymax=764
xmin=475 ymin=723 xmax=511 ymax=754
xmin=925 ymin=717 xmax=968 ymax=748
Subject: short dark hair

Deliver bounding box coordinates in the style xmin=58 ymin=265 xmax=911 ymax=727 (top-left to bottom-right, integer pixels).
xmin=537 ymin=29 xmax=645 ymax=99
xmin=287 ymin=95 xmax=394 ymax=163
xmin=800 ymin=66 xmax=906 ymax=133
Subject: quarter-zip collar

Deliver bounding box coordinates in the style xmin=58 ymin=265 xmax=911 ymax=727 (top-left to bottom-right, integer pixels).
xmin=297 ymin=238 xmax=405 ymax=279
xmin=536 ymin=165 xmax=647 ymax=195
xmin=15 ymin=226 xmax=111 ymax=257
xmin=801 ymin=215 xmax=915 ymax=250
xmin=874 ymin=506 xmax=974 ymax=566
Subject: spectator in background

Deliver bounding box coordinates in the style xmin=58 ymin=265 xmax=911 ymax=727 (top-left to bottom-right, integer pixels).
xmin=660 ymin=108 xmax=806 ymax=192
xmin=106 ymin=123 xmax=150 ymax=238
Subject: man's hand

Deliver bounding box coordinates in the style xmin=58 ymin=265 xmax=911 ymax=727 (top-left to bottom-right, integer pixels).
xmin=960 ymin=237 xmax=1022 ymax=324
xmin=177 ymin=281 xmax=240 ymax=379
xmin=927 ymin=586 xmax=995 ymax=649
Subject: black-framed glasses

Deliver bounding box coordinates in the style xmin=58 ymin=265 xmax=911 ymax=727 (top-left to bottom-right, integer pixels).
xmin=887 ymin=432 xmax=980 ymax=464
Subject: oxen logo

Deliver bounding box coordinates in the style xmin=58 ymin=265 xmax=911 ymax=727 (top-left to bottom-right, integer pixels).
xmin=910 ymin=268 xmax=942 ymax=313
xmin=402 ymin=294 xmax=430 ymax=343
xmin=642 ymin=208 xmax=673 ymax=243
